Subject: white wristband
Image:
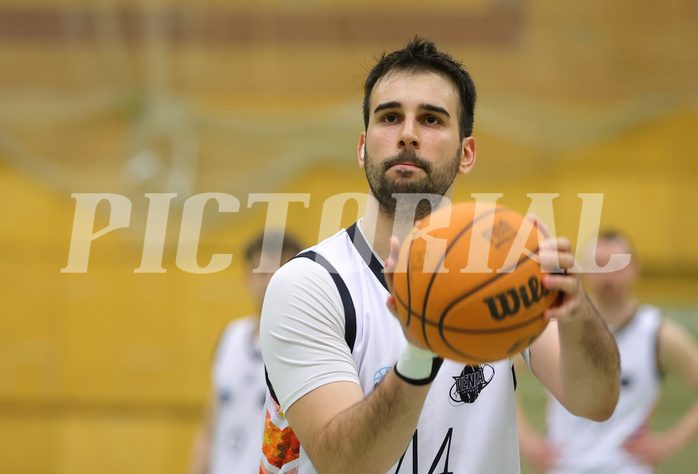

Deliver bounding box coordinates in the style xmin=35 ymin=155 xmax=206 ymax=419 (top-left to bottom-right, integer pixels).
xmin=395 ymin=343 xmax=442 ymax=385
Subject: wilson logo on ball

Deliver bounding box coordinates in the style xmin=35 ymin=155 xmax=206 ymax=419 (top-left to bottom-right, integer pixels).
xmin=483 ymin=276 xmax=550 ymax=320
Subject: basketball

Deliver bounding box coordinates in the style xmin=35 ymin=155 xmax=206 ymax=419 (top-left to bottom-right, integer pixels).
xmin=391 ymin=201 xmax=559 ymax=364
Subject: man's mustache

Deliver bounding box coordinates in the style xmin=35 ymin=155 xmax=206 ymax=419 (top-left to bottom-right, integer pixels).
xmin=381 ymin=150 xmax=432 ymax=173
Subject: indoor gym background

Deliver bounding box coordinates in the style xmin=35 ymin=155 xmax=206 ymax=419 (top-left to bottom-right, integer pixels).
xmin=0 ymin=0 xmax=697 ymax=472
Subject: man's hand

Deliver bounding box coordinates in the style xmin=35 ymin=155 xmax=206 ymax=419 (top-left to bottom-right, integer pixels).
xmin=521 ymin=433 xmax=561 ymax=473
xmin=623 ymin=429 xmax=683 ymax=466
xmin=385 ymin=235 xmax=426 ymax=348
xmin=526 ymin=215 xmax=620 ymax=422
xmin=529 ymin=215 xmax=587 ymax=322
xmin=384 ymin=235 xmax=401 ymax=318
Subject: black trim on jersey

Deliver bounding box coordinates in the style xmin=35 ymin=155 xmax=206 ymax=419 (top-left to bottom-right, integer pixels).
xmin=265 ymin=250 xmax=359 ymax=405
xmin=265 ymin=365 xmax=280 ymax=405
xmin=346 ymin=223 xmax=388 ymax=291
xmin=294 ymin=250 xmax=357 ymax=352
xmin=512 ymin=365 xmax=517 ymax=391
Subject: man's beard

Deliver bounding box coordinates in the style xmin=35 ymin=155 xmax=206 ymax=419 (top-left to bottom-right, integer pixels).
xmin=364 ymin=148 xmax=461 ymax=221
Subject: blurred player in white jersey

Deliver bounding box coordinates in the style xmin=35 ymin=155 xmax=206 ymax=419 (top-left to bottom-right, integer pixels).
xmin=517 ymin=230 xmax=698 ymax=473
xmin=189 ymin=230 xmax=302 ymax=474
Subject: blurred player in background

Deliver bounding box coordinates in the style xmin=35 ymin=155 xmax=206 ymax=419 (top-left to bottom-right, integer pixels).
xmin=189 ymin=230 xmax=303 ymax=474
xmin=259 ymin=37 xmax=620 ymax=473
xmin=517 ymin=230 xmax=698 ymax=473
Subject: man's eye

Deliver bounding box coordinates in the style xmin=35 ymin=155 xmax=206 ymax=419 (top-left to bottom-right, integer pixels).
xmin=425 ymin=116 xmax=440 ymax=125
xmin=383 ymin=114 xmax=397 ymax=123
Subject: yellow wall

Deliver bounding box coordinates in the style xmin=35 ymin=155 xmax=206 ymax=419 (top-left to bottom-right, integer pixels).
xmin=2 ymin=108 xmax=697 ymax=471
xmin=0 ymin=160 xmax=370 ymax=473
xmin=1 ymin=0 xmax=697 ymax=472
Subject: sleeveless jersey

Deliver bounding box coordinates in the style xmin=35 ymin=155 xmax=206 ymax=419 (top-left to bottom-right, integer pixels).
xmin=260 ymin=223 xmax=522 ymax=473
xmin=545 ymin=305 xmax=663 ymax=474
xmin=210 ymin=316 xmax=267 ymax=474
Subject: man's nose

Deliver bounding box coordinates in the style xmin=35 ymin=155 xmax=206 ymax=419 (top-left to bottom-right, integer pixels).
xmin=398 ymin=119 xmax=420 ymax=150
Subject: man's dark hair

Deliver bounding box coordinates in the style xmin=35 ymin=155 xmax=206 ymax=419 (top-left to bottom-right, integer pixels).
xmin=362 ymin=36 xmax=477 ymax=140
xmin=244 ymin=230 xmax=304 ymax=268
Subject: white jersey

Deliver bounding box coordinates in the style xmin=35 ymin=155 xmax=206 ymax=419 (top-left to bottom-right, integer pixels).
xmin=260 ymin=223 xmax=522 ymax=473
xmin=546 ymin=305 xmax=663 ymax=474
xmin=210 ymin=316 xmax=267 ymax=474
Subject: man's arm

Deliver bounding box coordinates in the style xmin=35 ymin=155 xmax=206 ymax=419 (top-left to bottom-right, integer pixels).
xmin=623 ymin=318 xmax=698 ymax=464
xmin=528 ymin=232 xmax=620 ymax=421
xmin=263 ymin=238 xmax=439 ymax=474
xmin=286 ymin=372 xmax=431 ymax=474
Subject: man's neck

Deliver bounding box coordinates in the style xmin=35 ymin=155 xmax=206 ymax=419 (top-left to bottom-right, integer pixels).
xmin=359 ymin=189 xmax=459 ymax=261
xmin=593 ymin=296 xmax=639 ymax=330
xmin=359 ymin=200 xmax=416 ymax=262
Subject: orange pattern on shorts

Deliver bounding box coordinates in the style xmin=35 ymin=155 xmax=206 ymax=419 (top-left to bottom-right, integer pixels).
xmin=261 ymin=409 xmax=300 ymax=468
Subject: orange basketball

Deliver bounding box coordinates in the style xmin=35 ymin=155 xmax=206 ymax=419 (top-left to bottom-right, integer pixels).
xmin=391 ymin=201 xmax=559 ymax=364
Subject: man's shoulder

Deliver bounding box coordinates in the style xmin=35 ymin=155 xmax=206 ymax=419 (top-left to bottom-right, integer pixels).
xmin=634 ymin=304 xmax=664 ymax=328
xmin=301 ymin=225 xmax=354 ymax=256
xmin=217 ymin=316 xmax=256 ymax=348
xmin=267 ymin=246 xmax=347 ymax=300
xmin=637 ymin=303 xmax=662 ymax=317
xmin=277 ymin=225 xmax=357 ymax=274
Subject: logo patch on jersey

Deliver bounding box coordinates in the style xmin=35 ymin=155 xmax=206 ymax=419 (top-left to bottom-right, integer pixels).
xmin=373 ymin=366 xmax=392 ymax=388
xmin=449 ymin=364 xmax=495 ymax=405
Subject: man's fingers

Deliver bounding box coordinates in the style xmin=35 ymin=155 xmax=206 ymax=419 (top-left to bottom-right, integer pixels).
xmin=384 ymin=236 xmax=401 ymax=291
xmin=539 ymin=249 xmax=576 ymax=273
xmin=543 ymin=274 xmax=581 ymax=294
xmin=537 ymin=237 xmax=576 ymax=274
xmin=386 ymin=236 xmax=400 ymax=271
xmin=539 ymin=236 xmax=572 ymax=253
xmin=555 ymin=237 xmax=572 ymax=253
xmin=386 ymin=294 xmax=398 ymax=316
xmin=527 ymin=213 xmax=551 ymax=240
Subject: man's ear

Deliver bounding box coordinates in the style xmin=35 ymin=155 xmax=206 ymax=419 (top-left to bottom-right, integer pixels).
xmin=458 ymin=136 xmax=476 ymax=175
xmin=357 ymin=132 xmax=367 ymax=168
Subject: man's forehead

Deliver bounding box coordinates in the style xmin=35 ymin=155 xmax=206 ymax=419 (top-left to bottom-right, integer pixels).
xmin=597 ymin=238 xmax=632 ymax=254
xmin=369 ymin=69 xmax=459 ymax=110
xmin=583 ymin=238 xmax=633 ymax=265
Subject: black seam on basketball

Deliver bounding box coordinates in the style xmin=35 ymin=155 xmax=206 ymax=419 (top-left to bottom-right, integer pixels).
xmin=446 ymin=312 xmax=545 ymax=334
xmin=394 ymin=291 xmax=546 ymax=334
xmin=443 ymin=313 xmax=547 ymax=363
xmin=392 ymin=302 xmax=545 ymax=363
xmin=419 ymin=205 xmax=510 ymax=354
xmin=392 ymin=288 xmax=547 ymax=362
